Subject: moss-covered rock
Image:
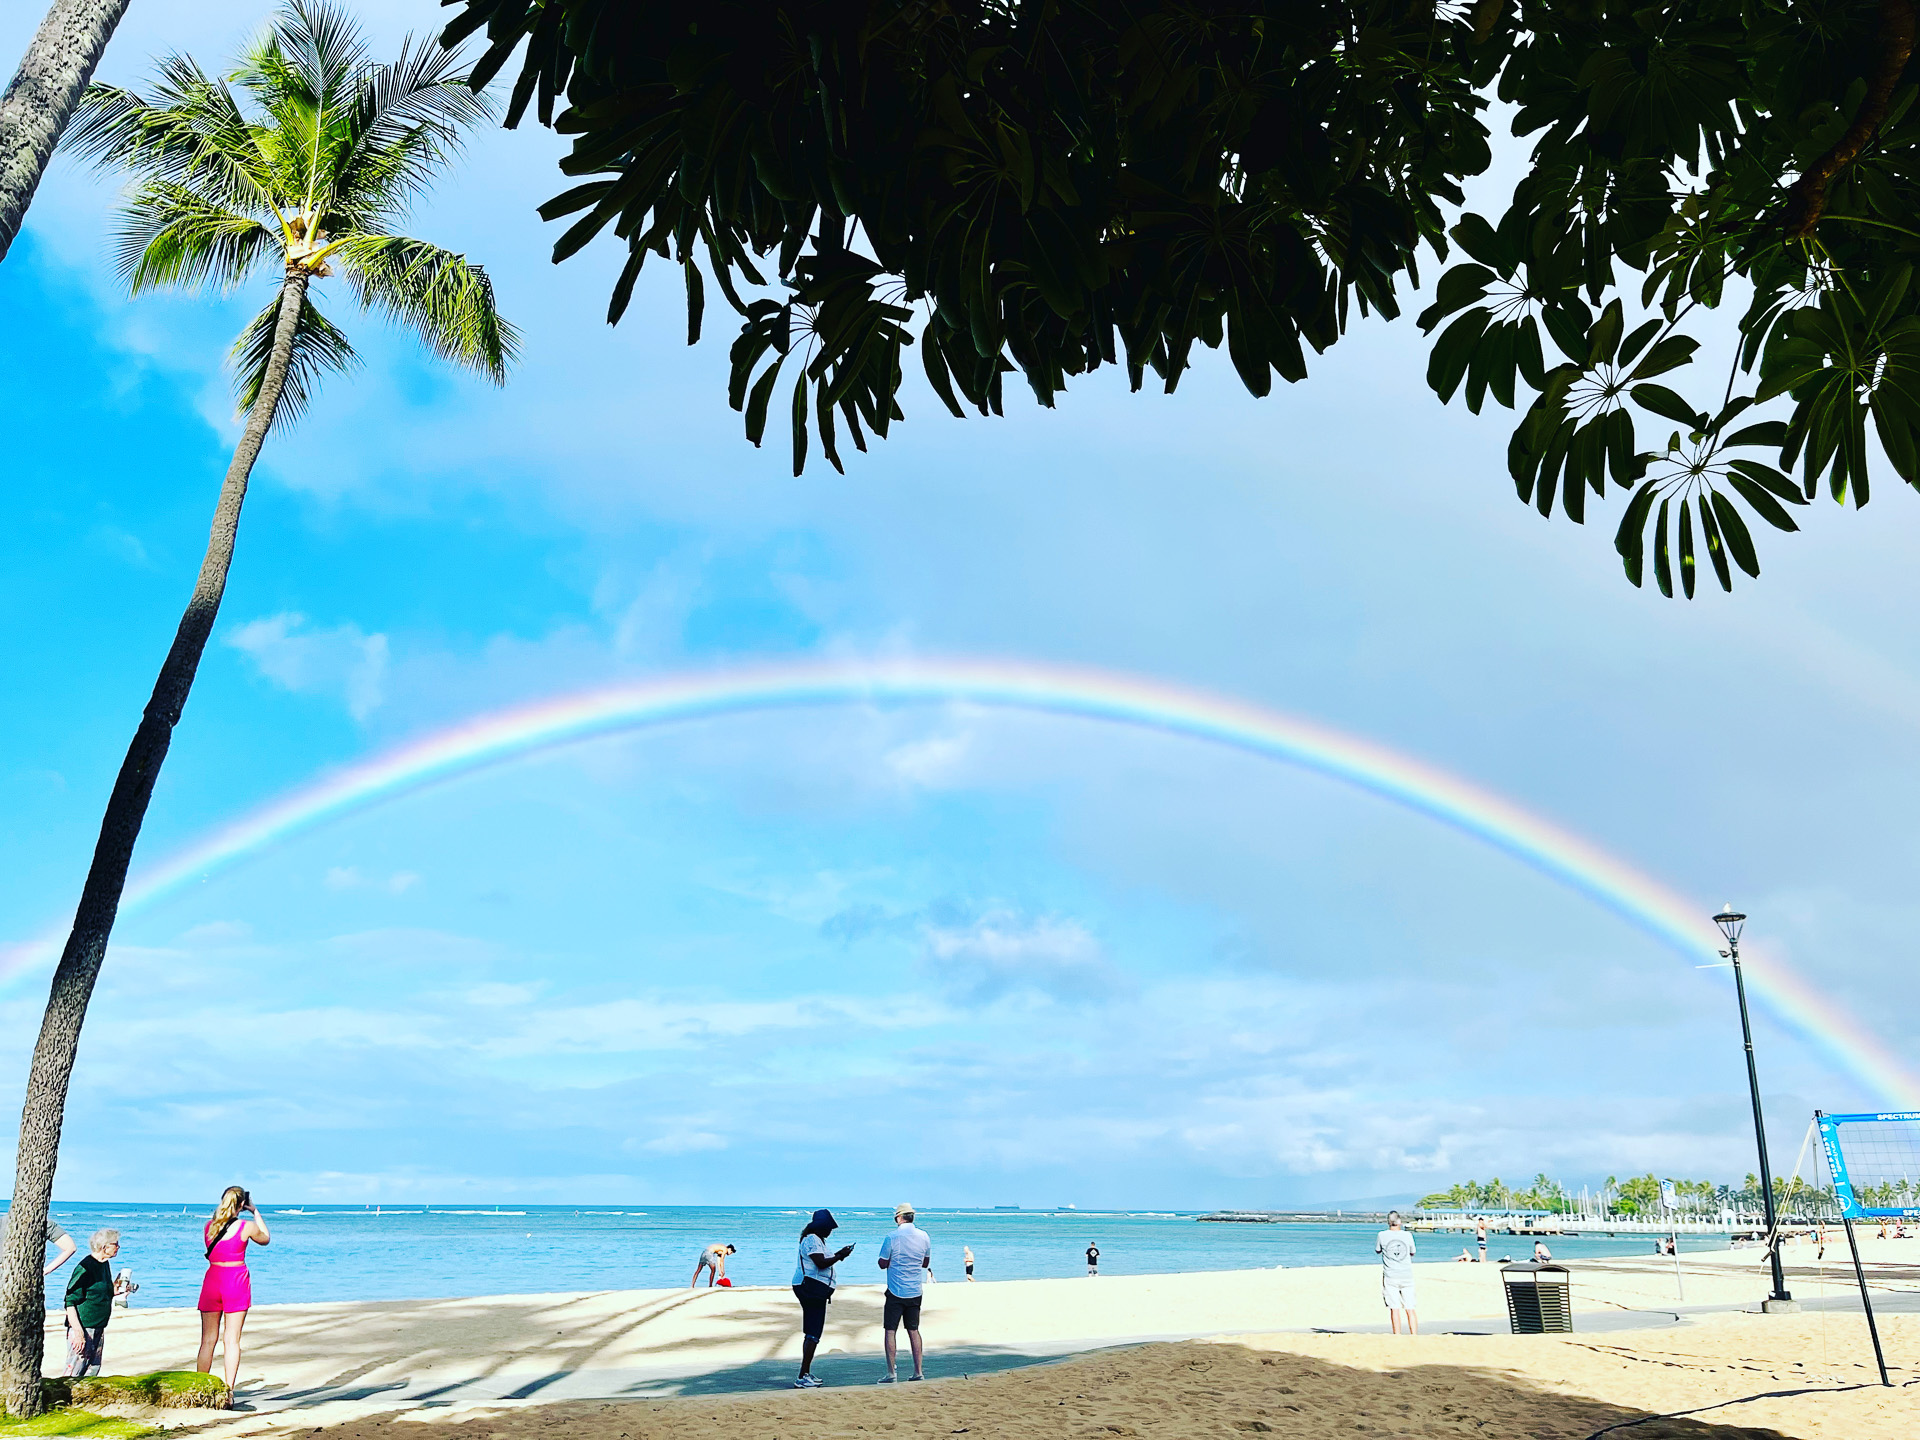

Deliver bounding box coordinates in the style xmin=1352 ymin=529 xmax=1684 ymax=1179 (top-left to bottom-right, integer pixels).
xmin=43 ymin=1371 xmax=230 ymax=1411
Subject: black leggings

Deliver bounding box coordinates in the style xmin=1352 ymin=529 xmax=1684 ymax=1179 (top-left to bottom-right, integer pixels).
xmin=793 ymin=1278 xmax=832 ymax=1340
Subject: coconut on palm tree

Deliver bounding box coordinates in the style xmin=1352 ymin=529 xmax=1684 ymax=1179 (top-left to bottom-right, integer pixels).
xmin=0 ymin=3 xmax=514 ymax=1410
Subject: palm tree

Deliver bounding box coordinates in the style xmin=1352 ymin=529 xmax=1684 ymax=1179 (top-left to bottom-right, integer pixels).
xmin=0 ymin=0 xmax=135 ymax=263
xmin=0 ymin=3 xmax=514 ymax=1410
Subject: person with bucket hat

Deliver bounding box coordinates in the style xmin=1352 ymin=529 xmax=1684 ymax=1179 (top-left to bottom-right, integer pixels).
xmin=791 ymin=1209 xmax=854 ymax=1388
xmin=877 ymin=1202 xmax=933 ymax=1382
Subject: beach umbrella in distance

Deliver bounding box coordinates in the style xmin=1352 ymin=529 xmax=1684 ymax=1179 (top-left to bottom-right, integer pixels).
xmin=0 ymin=0 xmax=136 ymax=264
xmin=0 ymin=3 xmax=515 ymax=1413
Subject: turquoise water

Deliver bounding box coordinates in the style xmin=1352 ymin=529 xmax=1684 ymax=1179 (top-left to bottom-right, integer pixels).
xmin=25 ymin=1203 xmax=1729 ymax=1311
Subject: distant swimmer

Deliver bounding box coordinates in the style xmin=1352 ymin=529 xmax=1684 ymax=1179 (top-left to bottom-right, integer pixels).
xmin=963 ymin=1245 xmax=975 ymax=1281
xmin=691 ymin=1243 xmax=736 ymax=1288
xmin=1375 ymin=1211 xmax=1417 ymax=1336
xmin=1086 ymin=1242 xmax=1100 ymax=1276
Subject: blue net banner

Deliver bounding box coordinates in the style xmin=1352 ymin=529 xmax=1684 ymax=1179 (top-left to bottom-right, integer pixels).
xmin=1819 ymin=1111 xmax=1920 ymax=1219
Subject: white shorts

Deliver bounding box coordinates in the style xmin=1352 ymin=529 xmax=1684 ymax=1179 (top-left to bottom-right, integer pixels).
xmin=1383 ymin=1281 xmax=1416 ymax=1311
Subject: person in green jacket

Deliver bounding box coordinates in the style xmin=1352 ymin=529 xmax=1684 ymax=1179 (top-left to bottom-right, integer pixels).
xmin=63 ymin=1230 xmax=119 ymax=1377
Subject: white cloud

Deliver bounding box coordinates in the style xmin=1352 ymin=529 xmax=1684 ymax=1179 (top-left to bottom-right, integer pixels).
xmin=226 ymin=612 xmax=389 ymax=719
xmin=87 ymin=525 xmax=153 ymax=569
xmin=884 ymin=731 xmax=972 ymax=786
xmin=641 ymin=1130 xmax=728 ymax=1155
xmin=922 ymin=910 xmax=1115 ymax=1003
xmin=325 ymin=866 xmax=421 ymax=895
xmin=177 ymin=920 xmax=252 ymax=946
xmin=474 ymin=993 xmax=945 ymax=1059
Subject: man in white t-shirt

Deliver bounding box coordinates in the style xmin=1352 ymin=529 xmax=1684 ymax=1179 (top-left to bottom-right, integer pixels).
xmin=876 ymin=1202 xmax=932 ymax=1382
xmin=1375 ymin=1211 xmax=1417 ymax=1335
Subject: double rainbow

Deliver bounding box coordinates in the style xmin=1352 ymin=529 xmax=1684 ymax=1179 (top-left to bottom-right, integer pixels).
xmin=6 ymin=656 xmax=1914 ymax=1105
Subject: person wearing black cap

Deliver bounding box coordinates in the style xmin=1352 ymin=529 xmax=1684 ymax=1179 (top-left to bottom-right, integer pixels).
xmin=791 ymin=1209 xmax=854 ymax=1388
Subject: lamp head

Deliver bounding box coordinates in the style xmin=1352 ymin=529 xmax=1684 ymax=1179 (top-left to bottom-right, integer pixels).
xmin=1712 ymin=906 xmax=1746 ymax=943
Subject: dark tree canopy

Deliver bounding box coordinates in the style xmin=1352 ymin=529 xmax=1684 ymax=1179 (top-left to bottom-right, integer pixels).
xmin=439 ymin=0 xmax=1920 ymax=598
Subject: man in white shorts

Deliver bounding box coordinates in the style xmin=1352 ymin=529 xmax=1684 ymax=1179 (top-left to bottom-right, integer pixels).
xmin=1375 ymin=1211 xmax=1417 ymax=1335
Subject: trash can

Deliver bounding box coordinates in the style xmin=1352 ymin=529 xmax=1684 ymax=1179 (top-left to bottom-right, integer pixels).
xmin=1501 ymin=1262 xmax=1572 ymax=1333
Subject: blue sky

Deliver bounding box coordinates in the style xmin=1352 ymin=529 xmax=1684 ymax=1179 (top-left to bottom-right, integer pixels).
xmin=4 ymin=0 xmax=1920 ymax=1210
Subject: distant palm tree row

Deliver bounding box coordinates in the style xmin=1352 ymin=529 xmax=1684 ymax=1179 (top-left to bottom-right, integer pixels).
xmin=1416 ymin=1171 xmax=1882 ymax=1221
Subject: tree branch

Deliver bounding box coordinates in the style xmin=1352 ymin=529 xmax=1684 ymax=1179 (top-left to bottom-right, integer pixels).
xmin=1781 ymin=0 xmax=1917 ymax=240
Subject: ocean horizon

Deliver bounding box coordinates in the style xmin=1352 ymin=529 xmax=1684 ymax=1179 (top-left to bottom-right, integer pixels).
xmin=15 ymin=1202 xmax=1733 ymax=1312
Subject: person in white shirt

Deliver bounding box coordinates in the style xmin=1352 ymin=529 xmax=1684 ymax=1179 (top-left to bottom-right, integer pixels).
xmin=876 ymin=1202 xmax=932 ymax=1382
xmin=1375 ymin=1211 xmax=1417 ymax=1335
xmin=790 ymin=1210 xmax=854 ymax=1389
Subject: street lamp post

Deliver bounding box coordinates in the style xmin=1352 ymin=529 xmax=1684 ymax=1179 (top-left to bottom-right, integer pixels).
xmin=1712 ymin=906 xmax=1794 ymax=1310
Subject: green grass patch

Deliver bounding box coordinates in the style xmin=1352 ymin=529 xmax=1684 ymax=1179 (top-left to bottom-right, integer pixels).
xmin=0 ymin=1408 xmax=157 ymax=1439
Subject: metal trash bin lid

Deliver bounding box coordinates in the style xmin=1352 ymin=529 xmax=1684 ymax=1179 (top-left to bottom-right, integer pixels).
xmin=1499 ymin=1262 xmax=1571 ymax=1284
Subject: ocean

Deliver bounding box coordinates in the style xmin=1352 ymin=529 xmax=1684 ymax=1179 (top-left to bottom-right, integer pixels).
xmin=25 ymin=1203 xmax=1731 ymax=1312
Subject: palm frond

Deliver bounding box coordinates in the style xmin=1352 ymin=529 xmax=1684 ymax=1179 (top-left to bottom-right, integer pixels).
xmin=232 ymin=2 xmax=370 ymax=215
xmin=331 ymin=36 xmax=491 ymax=219
xmin=347 ymin=35 xmax=491 ymax=162
xmin=233 ymin=35 xmax=327 ymax=212
xmin=334 ymin=234 xmax=518 ymax=382
xmin=328 ymin=122 xmax=463 ymax=232
xmin=67 ymin=67 xmax=274 ymax=218
xmin=239 ymin=1 xmax=367 ymax=116
xmin=231 ymin=286 xmax=360 ymax=429
xmin=113 ymin=182 xmax=277 ymax=293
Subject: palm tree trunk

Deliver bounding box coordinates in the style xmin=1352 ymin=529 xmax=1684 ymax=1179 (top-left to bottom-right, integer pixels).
xmin=0 ymin=266 xmax=308 ymax=1417
xmin=0 ymin=0 xmax=134 ymax=265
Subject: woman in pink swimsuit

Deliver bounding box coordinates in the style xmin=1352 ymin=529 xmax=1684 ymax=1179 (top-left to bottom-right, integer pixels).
xmin=195 ymin=1186 xmax=270 ymax=1393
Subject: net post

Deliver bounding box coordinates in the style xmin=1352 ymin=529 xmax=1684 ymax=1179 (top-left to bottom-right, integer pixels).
xmin=1840 ymin=1214 xmax=1891 ymax=1387
xmin=1817 ymin=1109 xmax=1892 ymax=1387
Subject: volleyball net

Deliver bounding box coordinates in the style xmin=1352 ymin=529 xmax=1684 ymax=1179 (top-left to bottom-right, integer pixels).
xmin=1817 ymin=1111 xmax=1920 ymax=1219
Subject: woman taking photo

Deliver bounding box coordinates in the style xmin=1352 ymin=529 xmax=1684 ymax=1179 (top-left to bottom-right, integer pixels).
xmin=196 ymin=1187 xmax=269 ymax=1394
xmin=791 ymin=1209 xmax=853 ymax=1388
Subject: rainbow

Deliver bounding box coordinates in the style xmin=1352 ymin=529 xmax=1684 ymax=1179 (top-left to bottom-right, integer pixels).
xmin=6 ymin=656 xmax=1915 ymax=1105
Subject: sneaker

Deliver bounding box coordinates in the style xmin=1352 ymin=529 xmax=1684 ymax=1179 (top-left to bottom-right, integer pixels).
xmin=792 ymin=1375 xmax=822 ymax=1389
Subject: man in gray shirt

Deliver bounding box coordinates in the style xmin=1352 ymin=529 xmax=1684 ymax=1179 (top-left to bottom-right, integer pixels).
xmin=1375 ymin=1211 xmax=1417 ymax=1335
xmin=47 ymin=1220 xmax=75 ymax=1275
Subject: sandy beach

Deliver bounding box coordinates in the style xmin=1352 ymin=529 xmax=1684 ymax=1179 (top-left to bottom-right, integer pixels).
xmin=59 ymin=1236 xmax=1918 ymax=1438
xmin=314 ymin=1315 xmax=1915 ymax=1439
